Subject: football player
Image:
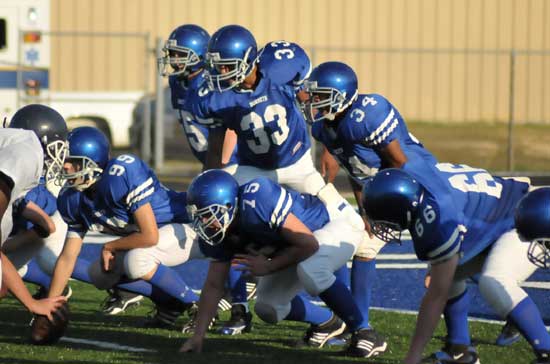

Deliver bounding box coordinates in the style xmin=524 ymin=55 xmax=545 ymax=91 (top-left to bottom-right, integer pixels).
xmin=47 ymin=127 xmax=207 ymax=331
xmin=362 ymin=164 xmax=550 ymax=364
xmin=0 ymin=104 xmax=68 ymax=320
xmin=159 ymin=24 xmax=252 ymax=335
xmin=180 ymin=169 xmax=385 ymax=358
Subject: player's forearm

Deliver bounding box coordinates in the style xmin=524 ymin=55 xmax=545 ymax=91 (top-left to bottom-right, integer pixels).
xmin=268 ymin=243 xmax=318 ymax=273
xmin=404 ymin=287 xmax=449 ymax=364
xmin=348 ymin=176 xmax=364 ymax=213
xmin=220 ymin=129 xmax=237 ymax=166
xmin=49 ymin=253 xmax=77 ymax=297
xmin=104 ymin=231 xmax=158 ymax=251
xmin=1 ymin=253 xmax=38 ymax=310
xmin=194 ymin=280 xmax=225 ymax=339
xmin=204 ymin=128 xmax=225 ymax=170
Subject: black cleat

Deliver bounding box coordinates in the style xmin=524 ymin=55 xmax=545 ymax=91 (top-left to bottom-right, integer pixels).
xmin=431 ymin=343 xmax=480 ymax=364
xmin=294 ymin=314 xmax=346 ymax=348
xmin=344 ymin=328 xmax=388 ymax=358
xmin=218 ymin=304 xmax=253 ymax=335
xmin=101 ymin=289 xmax=143 ymax=315
xmin=495 ymin=320 xmax=521 ymax=347
xmin=181 ymin=303 xmax=216 ymax=334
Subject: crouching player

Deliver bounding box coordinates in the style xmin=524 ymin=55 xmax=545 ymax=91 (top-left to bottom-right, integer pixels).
xmin=180 ymin=170 xmax=386 ymax=358
xmin=362 ymin=164 xmax=550 ymax=364
xmin=48 ymin=127 xmax=208 ymax=330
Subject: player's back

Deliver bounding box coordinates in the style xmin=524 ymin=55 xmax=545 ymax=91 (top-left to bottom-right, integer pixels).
xmin=94 ymin=154 xmax=189 ymax=227
xmin=257 ymin=41 xmax=311 ymax=88
xmin=238 ymin=177 xmax=329 ymax=244
xmin=406 ymin=160 xmax=529 ymax=264
xmin=338 ymin=94 xmax=437 ymax=165
xmin=0 ymin=129 xmax=43 ymax=243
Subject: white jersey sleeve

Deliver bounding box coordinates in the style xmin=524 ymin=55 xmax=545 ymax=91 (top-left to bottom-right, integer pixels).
xmin=0 ymin=129 xmax=43 ymax=244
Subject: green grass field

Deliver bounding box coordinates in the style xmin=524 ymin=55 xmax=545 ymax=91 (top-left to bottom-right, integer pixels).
xmin=0 ymin=281 xmax=537 ymax=364
xmin=407 ymin=121 xmax=550 ymax=172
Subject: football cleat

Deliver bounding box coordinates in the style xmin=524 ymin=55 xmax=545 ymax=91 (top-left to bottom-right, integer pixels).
xmin=325 ymin=329 xmax=351 ymax=347
xmin=430 ymin=343 xmax=480 ymax=364
xmin=344 ymin=328 xmax=388 ymax=358
xmin=181 ymin=303 xmax=216 ymax=334
xmin=246 ymin=281 xmax=257 ymax=300
xmin=495 ymin=320 xmax=521 ymax=346
xmin=101 ymin=289 xmax=143 ymax=315
xmin=534 ymin=351 xmax=550 ymax=364
xmin=218 ymin=304 xmax=253 ymax=335
xmin=142 ymin=301 xmax=192 ymax=329
xmin=293 ymin=314 xmax=346 ymax=348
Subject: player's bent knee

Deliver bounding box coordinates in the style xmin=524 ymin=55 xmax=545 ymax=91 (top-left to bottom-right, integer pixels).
xmin=124 ymin=251 xmax=155 ymax=280
xmin=88 ymin=262 xmax=119 ymax=290
xmin=296 ymin=261 xmax=334 ymax=296
xmin=254 ymin=301 xmax=282 ymax=324
xmin=478 ymin=274 xmax=525 ymax=317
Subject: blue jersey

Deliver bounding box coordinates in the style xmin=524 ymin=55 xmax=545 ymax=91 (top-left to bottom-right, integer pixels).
xmin=200 ymin=177 xmax=330 ymax=261
xmin=257 ymin=41 xmax=312 ymax=89
xmin=341 ymin=94 xmax=435 ymax=163
xmin=11 ymin=179 xmax=57 ymax=233
xmin=169 ymin=73 xmax=238 ymax=166
xmin=58 ymin=154 xmax=189 ymax=238
xmin=186 ymin=41 xmax=312 ymax=169
xmin=402 ymin=160 xmax=530 ymax=265
xmin=312 ymin=121 xmax=381 ymax=183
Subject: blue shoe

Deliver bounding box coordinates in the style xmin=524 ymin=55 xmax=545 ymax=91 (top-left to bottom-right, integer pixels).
xmin=495 ymin=321 xmax=521 ymax=347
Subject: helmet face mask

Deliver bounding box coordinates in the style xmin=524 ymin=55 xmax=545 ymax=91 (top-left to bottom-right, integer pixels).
xmin=188 ymin=202 xmax=236 ymax=246
xmin=205 ymin=47 xmax=255 ymax=92
xmin=301 ymin=62 xmax=359 ymax=123
xmin=369 ymin=218 xmax=405 ymax=244
xmin=60 ymin=156 xmax=103 ymax=191
xmin=44 ymin=138 xmax=69 ymax=186
xmin=303 ymin=81 xmax=351 ymax=123
xmin=157 ymin=24 xmax=210 ymax=78
xmin=186 ymin=169 xmax=240 ymax=246
xmin=527 ymin=238 xmax=550 ymax=269
xmin=158 ymin=39 xmax=201 ymax=77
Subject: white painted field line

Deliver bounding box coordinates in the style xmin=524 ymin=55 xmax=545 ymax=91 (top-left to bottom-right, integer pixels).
xmin=60 ymin=336 xmax=156 ymax=352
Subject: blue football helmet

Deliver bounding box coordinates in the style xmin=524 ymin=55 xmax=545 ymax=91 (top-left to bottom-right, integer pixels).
xmin=157 ymin=24 xmax=210 ymax=77
xmin=10 ymin=104 xmax=68 ymax=184
xmin=186 ymin=169 xmax=239 ymax=245
xmin=515 ymin=187 xmax=550 ymax=269
xmin=205 ymin=25 xmax=257 ymax=92
xmin=302 ymin=61 xmax=359 ymax=123
xmin=61 ymin=126 xmax=110 ymax=191
xmin=362 ymin=168 xmax=424 ymax=243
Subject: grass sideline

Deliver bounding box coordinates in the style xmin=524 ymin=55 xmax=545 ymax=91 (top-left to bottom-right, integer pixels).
xmin=0 ymin=280 xmax=536 ymax=364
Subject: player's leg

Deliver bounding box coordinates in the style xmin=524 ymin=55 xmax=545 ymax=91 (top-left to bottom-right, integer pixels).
xmin=275 ymin=150 xmax=326 ymax=196
xmin=480 ymin=229 xmax=550 ymax=362
xmin=299 ymin=219 xmax=387 ymax=358
xmin=254 ymin=266 xmax=342 ymax=348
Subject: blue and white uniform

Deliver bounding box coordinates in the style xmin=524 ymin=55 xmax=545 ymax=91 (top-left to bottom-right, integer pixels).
xmin=200 ymin=177 xmax=364 ymax=322
xmin=313 ymin=93 xmax=436 ymax=184
xmin=403 ymin=159 xmax=537 ymax=317
xmin=187 ymin=42 xmax=325 ymax=194
xmin=8 ymin=179 xmax=68 ymax=275
xmin=58 ymin=154 xmax=203 ymax=285
xmin=169 ymin=73 xmax=238 ymax=166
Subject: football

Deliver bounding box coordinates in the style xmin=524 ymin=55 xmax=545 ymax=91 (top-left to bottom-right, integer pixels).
xmin=30 ymin=302 xmax=70 ymax=345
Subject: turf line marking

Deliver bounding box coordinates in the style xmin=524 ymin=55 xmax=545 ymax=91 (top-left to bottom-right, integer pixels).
xmin=60 ymin=337 xmax=156 ymax=352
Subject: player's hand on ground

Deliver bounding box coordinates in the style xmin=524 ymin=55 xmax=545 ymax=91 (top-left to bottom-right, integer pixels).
xmin=179 ymin=336 xmax=203 ymax=353
xmin=234 ymin=253 xmax=271 ymax=276
xmin=30 ymin=296 xmax=67 ymax=321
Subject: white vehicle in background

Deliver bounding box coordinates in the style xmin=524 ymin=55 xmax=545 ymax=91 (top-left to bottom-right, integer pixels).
xmin=0 ymin=0 xmax=143 ymax=148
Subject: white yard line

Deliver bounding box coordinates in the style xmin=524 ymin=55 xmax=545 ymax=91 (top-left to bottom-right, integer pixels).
xmin=60 ymin=336 xmax=156 ymax=352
